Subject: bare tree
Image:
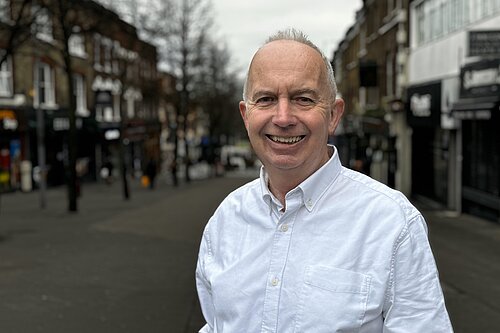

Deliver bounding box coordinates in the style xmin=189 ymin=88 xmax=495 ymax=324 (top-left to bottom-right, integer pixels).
xmin=0 ymin=0 xmax=34 ymax=66
xmin=138 ymin=0 xmax=214 ymax=184
xmin=194 ymin=41 xmax=245 ymax=163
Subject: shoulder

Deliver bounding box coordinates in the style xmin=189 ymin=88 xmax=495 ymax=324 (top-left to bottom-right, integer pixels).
xmin=337 ymin=167 xmax=421 ymax=224
xmin=206 ymin=178 xmax=261 ymax=226
xmin=218 ymin=178 xmax=260 ymax=209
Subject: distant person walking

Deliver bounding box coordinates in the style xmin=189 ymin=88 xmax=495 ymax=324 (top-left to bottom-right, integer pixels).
xmin=145 ymin=158 xmax=157 ymax=189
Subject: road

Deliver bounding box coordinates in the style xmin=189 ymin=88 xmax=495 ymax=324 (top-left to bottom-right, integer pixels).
xmin=0 ymin=174 xmax=499 ymax=332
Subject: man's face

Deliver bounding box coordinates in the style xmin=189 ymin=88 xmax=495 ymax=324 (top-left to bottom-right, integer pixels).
xmin=239 ymin=40 xmax=344 ymax=179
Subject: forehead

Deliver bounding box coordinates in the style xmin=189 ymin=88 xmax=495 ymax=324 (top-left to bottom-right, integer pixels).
xmin=248 ymin=40 xmax=326 ymax=91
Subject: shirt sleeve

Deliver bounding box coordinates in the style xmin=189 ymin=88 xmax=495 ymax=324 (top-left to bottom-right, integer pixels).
xmin=382 ymin=214 xmax=454 ymax=333
xmin=196 ymin=229 xmax=215 ymax=333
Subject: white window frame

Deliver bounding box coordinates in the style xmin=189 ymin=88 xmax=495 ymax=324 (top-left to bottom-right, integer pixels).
xmin=94 ymin=34 xmax=102 ymax=71
xmin=0 ymin=0 xmax=9 ymax=22
xmin=0 ymin=54 xmax=13 ymax=97
xmin=31 ymin=4 xmax=53 ymax=43
xmin=102 ymin=37 xmax=112 ymax=73
xmin=415 ymin=2 xmax=426 ymax=45
xmin=73 ymin=74 xmax=89 ymax=116
xmin=69 ymin=27 xmax=86 ymax=58
xmin=35 ymin=61 xmax=56 ymax=108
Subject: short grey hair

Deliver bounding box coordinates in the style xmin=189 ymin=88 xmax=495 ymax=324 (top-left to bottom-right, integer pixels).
xmin=242 ymin=28 xmax=338 ymax=102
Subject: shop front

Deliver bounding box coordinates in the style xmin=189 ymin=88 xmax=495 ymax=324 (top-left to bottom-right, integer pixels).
xmin=406 ymin=81 xmax=449 ymax=206
xmin=0 ymin=108 xmax=25 ymax=192
xmin=33 ymin=109 xmax=98 ymax=187
xmin=452 ymin=59 xmax=500 ymax=222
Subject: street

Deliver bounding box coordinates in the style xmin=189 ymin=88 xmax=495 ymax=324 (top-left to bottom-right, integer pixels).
xmin=0 ymin=174 xmax=499 ymax=332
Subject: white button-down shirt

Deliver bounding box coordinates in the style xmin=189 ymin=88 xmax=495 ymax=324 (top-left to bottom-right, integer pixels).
xmin=196 ymin=147 xmax=453 ymax=333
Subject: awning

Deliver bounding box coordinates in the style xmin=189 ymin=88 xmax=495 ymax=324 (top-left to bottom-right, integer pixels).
xmin=451 ymin=96 xmax=499 ymax=120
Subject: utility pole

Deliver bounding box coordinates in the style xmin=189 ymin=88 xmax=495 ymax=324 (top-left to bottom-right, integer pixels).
xmin=35 ymin=106 xmax=47 ymax=209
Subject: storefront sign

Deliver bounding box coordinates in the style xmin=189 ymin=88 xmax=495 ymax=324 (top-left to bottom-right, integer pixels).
xmin=452 ymin=59 xmax=500 ymax=120
xmin=104 ymin=129 xmax=120 ymax=140
xmin=95 ymin=90 xmax=113 ymax=107
xmin=460 ymin=59 xmax=500 ymax=98
xmin=406 ymin=82 xmax=441 ymax=127
xmin=53 ymin=117 xmax=83 ymax=131
xmin=0 ymin=109 xmax=18 ymax=130
xmin=469 ymin=31 xmax=500 ymax=57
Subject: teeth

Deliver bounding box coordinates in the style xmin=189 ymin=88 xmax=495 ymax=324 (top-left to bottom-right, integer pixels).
xmin=269 ymin=135 xmax=304 ymax=144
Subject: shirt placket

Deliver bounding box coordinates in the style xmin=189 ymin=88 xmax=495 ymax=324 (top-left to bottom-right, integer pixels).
xmin=261 ymin=194 xmax=301 ymax=333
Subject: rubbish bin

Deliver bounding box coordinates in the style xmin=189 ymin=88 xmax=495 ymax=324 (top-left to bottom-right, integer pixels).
xmin=20 ymin=160 xmax=32 ymax=192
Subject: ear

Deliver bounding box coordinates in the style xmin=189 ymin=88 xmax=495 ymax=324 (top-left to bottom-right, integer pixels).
xmin=239 ymin=101 xmax=249 ymax=131
xmin=328 ymin=98 xmax=345 ymax=135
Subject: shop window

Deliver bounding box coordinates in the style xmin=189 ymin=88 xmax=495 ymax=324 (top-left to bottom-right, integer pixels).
xmin=463 ymin=120 xmax=499 ymax=196
xmin=35 ymin=62 xmax=55 ymax=107
xmin=0 ymin=54 xmax=12 ymax=97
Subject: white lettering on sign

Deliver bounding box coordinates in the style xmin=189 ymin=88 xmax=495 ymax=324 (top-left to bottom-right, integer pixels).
xmin=410 ymin=93 xmax=432 ymax=117
xmin=463 ymin=66 xmax=500 ymax=89
xmin=2 ymin=118 xmax=18 ymax=130
xmin=104 ymin=129 xmax=120 ymax=140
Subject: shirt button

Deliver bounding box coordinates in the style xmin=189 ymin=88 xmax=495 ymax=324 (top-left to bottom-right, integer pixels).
xmin=280 ymin=224 xmax=289 ymax=232
xmin=306 ymin=199 xmax=313 ymax=208
xmin=271 ymin=277 xmax=279 ymax=286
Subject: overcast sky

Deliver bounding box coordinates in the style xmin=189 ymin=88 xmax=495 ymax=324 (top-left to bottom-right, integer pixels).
xmin=212 ymin=0 xmax=363 ymax=78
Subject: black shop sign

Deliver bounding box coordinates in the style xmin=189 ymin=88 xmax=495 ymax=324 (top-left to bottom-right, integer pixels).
xmin=406 ymin=81 xmax=441 ymax=128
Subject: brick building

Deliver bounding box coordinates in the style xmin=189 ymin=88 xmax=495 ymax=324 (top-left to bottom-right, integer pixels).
xmin=0 ymin=0 xmax=162 ymax=191
xmin=333 ymin=0 xmax=411 ymax=194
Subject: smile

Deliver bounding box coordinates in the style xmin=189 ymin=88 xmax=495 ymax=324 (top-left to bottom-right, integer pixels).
xmin=267 ymin=135 xmax=305 ymax=144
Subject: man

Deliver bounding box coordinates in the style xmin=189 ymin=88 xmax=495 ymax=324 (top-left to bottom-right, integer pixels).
xmin=196 ymin=29 xmax=453 ymax=333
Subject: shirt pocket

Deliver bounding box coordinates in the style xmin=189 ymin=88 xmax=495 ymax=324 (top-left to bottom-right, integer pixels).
xmin=294 ymin=265 xmax=372 ymax=333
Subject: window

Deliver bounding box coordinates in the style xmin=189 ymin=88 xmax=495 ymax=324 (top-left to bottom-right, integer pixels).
xmin=103 ymin=38 xmax=112 ymax=73
xmin=0 ymin=54 xmax=12 ymax=97
xmin=69 ymin=27 xmax=86 ymax=58
xmin=31 ymin=4 xmax=53 ymax=42
xmin=0 ymin=0 xmax=9 ymax=21
xmin=94 ymin=34 xmax=101 ymax=70
xmin=35 ymin=62 xmax=55 ymax=107
xmin=386 ymin=52 xmax=394 ymax=97
xmin=416 ymin=2 xmax=426 ymax=44
xmin=73 ymin=74 xmax=88 ymax=116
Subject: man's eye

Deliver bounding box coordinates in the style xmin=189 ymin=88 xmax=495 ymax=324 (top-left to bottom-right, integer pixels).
xmin=255 ymin=97 xmax=275 ymax=105
xmin=294 ymin=97 xmax=315 ymax=106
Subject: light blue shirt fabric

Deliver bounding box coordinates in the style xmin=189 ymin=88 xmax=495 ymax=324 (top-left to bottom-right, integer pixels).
xmin=196 ymin=146 xmax=453 ymax=333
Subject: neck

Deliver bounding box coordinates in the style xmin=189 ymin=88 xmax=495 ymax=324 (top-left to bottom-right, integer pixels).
xmin=266 ymin=146 xmax=334 ymax=206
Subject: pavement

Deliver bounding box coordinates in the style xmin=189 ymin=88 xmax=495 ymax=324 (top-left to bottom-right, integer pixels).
xmin=0 ymin=172 xmax=499 ymax=333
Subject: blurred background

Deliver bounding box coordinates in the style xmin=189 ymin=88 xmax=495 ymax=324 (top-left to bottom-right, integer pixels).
xmin=0 ymin=0 xmax=499 ymax=332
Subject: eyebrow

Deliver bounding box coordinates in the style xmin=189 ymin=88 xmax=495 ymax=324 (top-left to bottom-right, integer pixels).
xmin=290 ymin=88 xmax=320 ymax=99
xmin=250 ymin=88 xmax=320 ymax=101
xmin=250 ymin=90 xmax=275 ymax=101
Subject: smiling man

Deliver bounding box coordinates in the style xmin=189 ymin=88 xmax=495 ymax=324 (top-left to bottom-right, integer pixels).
xmin=196 ymin=29 xmax=453 ymax=333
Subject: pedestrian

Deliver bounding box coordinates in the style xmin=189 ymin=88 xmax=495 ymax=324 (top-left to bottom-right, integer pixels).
xmin=195 ymin=28 xmax=453 ymax=333
xmin=145 ymin=158 xmax=157 ymax=189
xmin=102 ymin=159 xmax=114 ymax=185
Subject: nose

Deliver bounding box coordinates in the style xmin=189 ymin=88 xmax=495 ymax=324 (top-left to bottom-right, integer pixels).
xmin=272 ymin=98 xmax=296 ymax=128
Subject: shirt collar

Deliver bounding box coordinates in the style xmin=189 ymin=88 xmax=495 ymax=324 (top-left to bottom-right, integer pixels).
xmin=259 ymin=145 xmax=343 ymax=213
